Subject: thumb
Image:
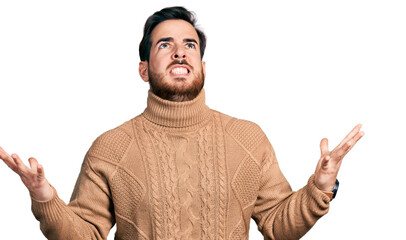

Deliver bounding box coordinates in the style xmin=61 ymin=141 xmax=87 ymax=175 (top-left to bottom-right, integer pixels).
xmin=37 ymin=163 xmax=45 ymax=178
xmin=321 ymin=155 xmax=331 ymax=170
xmin=320 ymin=138 xmax=329 ymax=156
xmin=29 ymin=157 xmax=45 ymax=178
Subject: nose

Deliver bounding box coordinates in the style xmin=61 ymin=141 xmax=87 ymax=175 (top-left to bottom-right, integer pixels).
xmin=171 ymin=46 xmax=186 ymax=60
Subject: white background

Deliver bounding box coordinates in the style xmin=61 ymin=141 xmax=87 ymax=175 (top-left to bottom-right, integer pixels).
xmin=0 ymin=0 xmax=405 ymax=239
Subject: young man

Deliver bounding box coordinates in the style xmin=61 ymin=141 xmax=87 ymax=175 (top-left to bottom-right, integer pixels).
xmin=0 ymin=6 xmax=364 ymax=240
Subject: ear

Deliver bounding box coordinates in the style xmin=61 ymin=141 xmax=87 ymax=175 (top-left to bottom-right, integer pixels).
xmin=139 ymin=61 xmax=149 ymax=82
xmin=202 ymin=61 xmax=206 ymax=78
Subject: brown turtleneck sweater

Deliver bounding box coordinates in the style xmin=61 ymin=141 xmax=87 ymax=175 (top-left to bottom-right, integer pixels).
xmin=31 ymin=89 xmax=330 ymax=240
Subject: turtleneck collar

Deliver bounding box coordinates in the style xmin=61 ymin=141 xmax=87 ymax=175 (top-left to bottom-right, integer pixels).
xmin=142 ymin=89 xmax=212 ymax=128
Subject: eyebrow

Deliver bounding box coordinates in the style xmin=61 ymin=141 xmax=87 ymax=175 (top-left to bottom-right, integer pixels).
xmin=155 ymin=37 xmax=198 ymax=46
xmin=184 ymin=38 xmax=198 ymax=44
xmin=156 ymin=37 xmax=173 ymax=45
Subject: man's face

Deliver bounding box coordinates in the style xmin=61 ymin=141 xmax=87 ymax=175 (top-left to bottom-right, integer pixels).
xmin=139 ymin=19 xmax=206 ymax=102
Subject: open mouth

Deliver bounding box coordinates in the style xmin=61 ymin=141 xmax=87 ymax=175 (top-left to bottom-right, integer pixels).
xmin=170 ymin=66 xmax=190 ymax=75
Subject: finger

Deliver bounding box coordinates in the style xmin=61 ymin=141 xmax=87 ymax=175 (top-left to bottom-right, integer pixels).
xmin=0 ymin=146 xmax=17 ymax=170
xmin=338 ymin=124 xmax=362 ymax=148
xmin=0 ymin=146 xmax=7 ymax=158
xmin=356 ymin=131 xmax=365 ymax=141
xmin=37 ymin=164 xmax=45 ymax=178
xmin=334 ymin=130 xmax=365 ymax=158
xmin=28 ymin=157 xmax=38 ymax=173
xmin=342 ymin=130 xmax=365 ymax=153
xmin=11 ymin=153 xmax=30 ymax=174
xmin=320 ymin=138 xmax=329 ymax=156
xmin=321 ymin=155 xmax=331 ymax=169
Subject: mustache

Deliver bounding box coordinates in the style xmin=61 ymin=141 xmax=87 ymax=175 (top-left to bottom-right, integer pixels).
xmin=166 ymin=59 xmax=193 ymax=71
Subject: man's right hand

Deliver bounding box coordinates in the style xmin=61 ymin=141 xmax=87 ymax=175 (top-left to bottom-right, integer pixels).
xmin=0 ymin=146 xmax=53 ymax=202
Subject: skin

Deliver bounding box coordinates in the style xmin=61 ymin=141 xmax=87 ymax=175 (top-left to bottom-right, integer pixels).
xmin=0 ymin=149 xmax=53 ymax=201
xmin=139 ymin=20 xmax=206 ymax=102
xmin=314 ymin=124 xmax=364 ymax=191
xmin=0 ymin=20 xmax=364 ymax=202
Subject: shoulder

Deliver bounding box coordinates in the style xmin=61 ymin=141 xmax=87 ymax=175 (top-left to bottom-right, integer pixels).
xmin=214 ymin=111 xmax=267 ymax=152
xmin=87 ymin=118 xmax=136 ymax=162
xmin=216 ymin=111 xmax=277 ymax=168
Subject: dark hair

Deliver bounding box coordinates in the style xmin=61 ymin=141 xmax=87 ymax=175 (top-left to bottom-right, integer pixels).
xmin=139 ymin=6 xmax=206 ymax=61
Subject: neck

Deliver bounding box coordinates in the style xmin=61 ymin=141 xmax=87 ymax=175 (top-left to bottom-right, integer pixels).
xmin=160 ymin=93 xmax=196 ymax=102
xmin=142 ymin=89 xmax=211 ymax=128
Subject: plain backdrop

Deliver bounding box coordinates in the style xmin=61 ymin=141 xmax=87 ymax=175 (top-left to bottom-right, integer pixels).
xmin=1 ymin=1 xmax=405 ymax=239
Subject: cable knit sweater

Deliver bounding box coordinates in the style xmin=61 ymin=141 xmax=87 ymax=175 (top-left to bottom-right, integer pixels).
xmin=31 ymin=89 xmax=330 ymax=240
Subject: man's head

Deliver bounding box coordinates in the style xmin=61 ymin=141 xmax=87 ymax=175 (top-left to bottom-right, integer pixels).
xmin=138 ymin=7 xmax=207 ymax=102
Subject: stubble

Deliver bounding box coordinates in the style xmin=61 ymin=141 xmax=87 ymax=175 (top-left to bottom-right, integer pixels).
xmin=148 ymin=60 xmax=205 ymax=102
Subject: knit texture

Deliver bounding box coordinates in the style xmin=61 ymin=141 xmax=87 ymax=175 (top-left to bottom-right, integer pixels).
xmin=31 ymin=89 xmax=330 ymax=240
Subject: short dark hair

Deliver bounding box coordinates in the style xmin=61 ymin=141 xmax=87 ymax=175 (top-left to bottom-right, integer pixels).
xmin=139 ymin=6 xmax=206 ymax=61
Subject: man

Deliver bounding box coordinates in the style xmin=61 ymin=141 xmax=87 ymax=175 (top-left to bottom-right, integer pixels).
xmin=0 ymin=6 xmax=364 ymax=240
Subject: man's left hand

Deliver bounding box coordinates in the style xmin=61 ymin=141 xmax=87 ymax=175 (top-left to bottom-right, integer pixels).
xmin=314 ymin=124 xmax=365 ymax=192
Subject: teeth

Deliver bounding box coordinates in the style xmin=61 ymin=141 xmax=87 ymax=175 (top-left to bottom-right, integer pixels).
xmin=171 ymin=67 xmax=188 ymax=75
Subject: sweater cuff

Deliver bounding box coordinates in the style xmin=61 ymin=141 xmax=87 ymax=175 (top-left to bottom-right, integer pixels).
xmin=304 ymin=174 xmax=330 ymax=216
xmin=31 ymin=185 xmax=66 ymax=223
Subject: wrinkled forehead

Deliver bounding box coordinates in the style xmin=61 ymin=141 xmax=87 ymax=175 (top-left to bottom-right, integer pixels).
xmin=151 ymin=19 xmax=200 ymax=45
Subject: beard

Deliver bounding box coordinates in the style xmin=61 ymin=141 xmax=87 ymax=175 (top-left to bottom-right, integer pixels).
xmin=148 ymin=60 xmax=205 ymax=102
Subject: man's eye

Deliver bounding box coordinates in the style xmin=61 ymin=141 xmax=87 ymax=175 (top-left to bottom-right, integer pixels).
xmin=186 ymin=43 xmax=196 ymax=49
xmin=159 ymin=43 xmax=169 ymax=49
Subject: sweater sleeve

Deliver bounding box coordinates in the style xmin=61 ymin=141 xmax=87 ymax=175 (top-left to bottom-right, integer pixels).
xmin=251 ymin=138 xmax=330 ymax=240
xmin=31 ymin=153 xmax=115 ymax=240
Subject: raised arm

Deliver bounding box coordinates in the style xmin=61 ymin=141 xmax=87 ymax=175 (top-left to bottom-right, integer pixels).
xmin=0 ymin=146 xmax=115 ymax=240
xmin=314 ymin=124 xmax=364 ymax=192
xmin=252 ymin=124 xmax=364 ymax=239
xmin=0 ymin=146 xmax=53 ymax=201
